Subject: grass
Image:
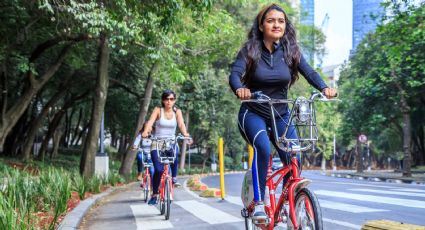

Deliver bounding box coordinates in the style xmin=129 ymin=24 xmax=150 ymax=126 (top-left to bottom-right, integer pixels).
xmin=0 ymin=152 xmax=127 ymax=229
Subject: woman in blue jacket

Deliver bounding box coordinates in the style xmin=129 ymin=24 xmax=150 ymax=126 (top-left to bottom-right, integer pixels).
xmin=229 ymin=3 xmax=337 ymax=220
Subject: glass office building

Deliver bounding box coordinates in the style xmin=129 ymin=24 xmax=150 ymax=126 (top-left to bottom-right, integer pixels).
xmin=352 ymin=0 xmax=384 ymax=52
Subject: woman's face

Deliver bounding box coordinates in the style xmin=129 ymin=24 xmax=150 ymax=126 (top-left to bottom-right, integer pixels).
xmin=260 ymin=9 xmax=286 ymax=42
xmin=162 ymin=94 xmax=176 ymax=109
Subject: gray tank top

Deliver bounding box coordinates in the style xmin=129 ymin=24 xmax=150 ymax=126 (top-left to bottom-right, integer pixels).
xmin=154 ymin=108 xmax=177 ymax=138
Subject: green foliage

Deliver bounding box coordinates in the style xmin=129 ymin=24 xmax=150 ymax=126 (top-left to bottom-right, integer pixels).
xmin=338 ymin=1 xmax=425 ymax=161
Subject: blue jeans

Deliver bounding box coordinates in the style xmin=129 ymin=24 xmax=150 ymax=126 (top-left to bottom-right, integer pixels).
xmin=151 ymin=144 xmax=180 ymax=194
xmin=238 ymin=106 xmax=300 ymax=202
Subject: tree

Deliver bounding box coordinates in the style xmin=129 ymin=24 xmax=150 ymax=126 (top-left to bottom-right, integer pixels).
xmin=338 ymin=2 xmax=425 ymax=175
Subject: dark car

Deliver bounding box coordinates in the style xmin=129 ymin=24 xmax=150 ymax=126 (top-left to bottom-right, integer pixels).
xmin=271 ymin=158 xmax=283 ymax=171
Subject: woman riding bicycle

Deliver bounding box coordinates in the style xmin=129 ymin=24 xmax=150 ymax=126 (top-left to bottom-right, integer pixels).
xmin=229 ymin=3 xmax=337 ymax=220
xmin=133 ymin=123 xmax=154 ymax=183
xmin=141 ymin=89 xmax=191 ymax=205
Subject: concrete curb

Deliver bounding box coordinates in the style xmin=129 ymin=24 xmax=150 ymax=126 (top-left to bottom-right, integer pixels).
xmin=185 ymin=172 xmax=242 ymax=198
xmin=324 ymin=171 xmax=425 ymax=185
xmin=361 ymin=219 xmax=425 ymax=230
xmin=57 ymin=183 xmax=133 ymax=230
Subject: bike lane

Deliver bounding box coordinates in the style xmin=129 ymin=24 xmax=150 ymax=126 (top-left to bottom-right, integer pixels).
xmin=78 ymin=177 xmax=246 ymax=230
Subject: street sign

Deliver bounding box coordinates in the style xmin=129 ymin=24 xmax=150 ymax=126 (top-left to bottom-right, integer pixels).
xmin=358 ymin=134 xmax=368 ymax=144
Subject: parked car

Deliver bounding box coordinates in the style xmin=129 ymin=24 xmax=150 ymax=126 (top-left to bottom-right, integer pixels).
xmin=271 ymin=157 xmax=283 ymax=171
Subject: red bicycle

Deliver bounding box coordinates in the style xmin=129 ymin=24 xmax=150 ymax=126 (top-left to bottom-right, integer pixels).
xmin=150 ymin=134 xmax=191 ymax=220
xmin=241 ymin=92 xmax=338 ymax=230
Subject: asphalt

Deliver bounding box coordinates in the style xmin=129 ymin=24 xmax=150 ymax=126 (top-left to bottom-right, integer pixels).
xmin=57 ymin=169 xmax=425 ymax=229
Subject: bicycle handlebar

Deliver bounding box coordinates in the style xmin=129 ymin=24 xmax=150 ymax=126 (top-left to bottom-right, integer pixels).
xmin=144 ymin=134 xmax=192 ymax=142
xmin=243 ymin=91 xmax=340 ymax=104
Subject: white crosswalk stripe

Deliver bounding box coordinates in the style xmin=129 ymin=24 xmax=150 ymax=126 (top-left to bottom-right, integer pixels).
xmin=175 ymin=200 xmax=242 ymax=224
xmin=329 ymin=181 xmax=400 ymax=189
xmin=130 ymin=204 xmax=173 ymax=230
xmin=319 ymin=200 xmax=389 ymax=213
xmin=350 ymin=188 xmax=425 ymax=198
xmin=315 ymin=190 xmax=425 ymax=209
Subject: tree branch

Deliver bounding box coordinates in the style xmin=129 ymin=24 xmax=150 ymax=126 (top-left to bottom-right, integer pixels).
xmin=29 ymin=34 xmax=92 ymax=62
xmin=109 ymin=78 xmax=141 ymax=98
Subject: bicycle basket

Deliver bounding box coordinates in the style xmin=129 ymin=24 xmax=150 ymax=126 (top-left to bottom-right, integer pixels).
xmin=280 ymin=97 xmax=318 ymax=152
xmin=157 ymin=139 xmax=176 ymax=163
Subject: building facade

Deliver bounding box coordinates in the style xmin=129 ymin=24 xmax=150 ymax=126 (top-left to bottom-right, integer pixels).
xmin=352 ymin=0 xmax=384 ymax=52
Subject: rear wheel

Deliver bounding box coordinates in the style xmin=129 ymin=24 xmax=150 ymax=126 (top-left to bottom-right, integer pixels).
xmin=287 ymin=188 xmax=322 ymax=230
xmin=164 ymin=178 xmax=171 ymax=220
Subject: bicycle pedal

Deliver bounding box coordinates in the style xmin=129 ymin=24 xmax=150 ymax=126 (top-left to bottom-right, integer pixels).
xmin=241 ymin=208 xmax=249 ymax=218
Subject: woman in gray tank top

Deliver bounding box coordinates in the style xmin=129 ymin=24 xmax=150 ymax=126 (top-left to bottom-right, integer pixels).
xmin=141 ymin=89 xmax=191 ymax=205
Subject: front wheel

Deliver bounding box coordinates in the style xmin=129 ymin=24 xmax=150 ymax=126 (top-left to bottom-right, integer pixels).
xmin=287 ymin=188 xmax=322 ymax=230
xmin=164 ymin=178 xmax=171 ymax=220
xmin=143 ymin=174 xmax=151 ymax=203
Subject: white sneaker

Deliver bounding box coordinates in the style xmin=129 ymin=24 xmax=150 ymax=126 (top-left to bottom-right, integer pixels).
xmin=252 ymin=203 xmax=267 ymax=220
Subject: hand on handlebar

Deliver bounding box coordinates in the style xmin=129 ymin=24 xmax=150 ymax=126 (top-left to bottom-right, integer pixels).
xmin=322 ymin=87 xmax=338 ymax=99
xmin=236 ymin=88 xmax=251 ymax=100
xmin=141 ymin=131 xmax=150 ymax=138
xmin=183 ymin=133 xmax=193 ymax=145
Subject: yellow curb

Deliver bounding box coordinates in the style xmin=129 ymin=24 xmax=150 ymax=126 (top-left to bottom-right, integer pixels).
xmin=362 ymin=220 xmax=425 ymax=230
xmin=199 ymin=188 xmax=221 ymax=198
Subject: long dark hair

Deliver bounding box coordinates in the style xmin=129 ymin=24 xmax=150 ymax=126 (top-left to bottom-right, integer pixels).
xmin=161 ymin=89 xmax=177 ymax=112
xmin=241 ymin=3 xmax=301 ymax=88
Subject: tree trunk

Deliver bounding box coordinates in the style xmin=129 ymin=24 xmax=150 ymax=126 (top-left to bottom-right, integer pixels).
xmin=356 ymin=138 xmax=363 ymax=173
xmin=320 ymin=152 xmax=326 ymax=171
xmin=179 ymin=109 xmax=190 ymax=171
xmin=70 ymin=107 xmax=83 ymax=146
xmin=0 ymin=45 xmax=72 ymax=151
xmin=21 ymin=88 xmax=67 ymax=160
xmin=74 ymin=122 xmax=89 ymax=147
xmin=50 ymin=120 xmax=64 ymax=159
xmin=80 ymin=34 xmax=110 ymax=178
xmin=38 ymin=110 xmax=65 ymax=161
xmin=119 ymin=62 xmax=158 ymax=176
xmin=401 ymin=106 xmax=412 ymax=177
xmin=202 ymin=147 xmax=211 ymax=172
xmin=393 ymin=70 xmax=412 ymax=177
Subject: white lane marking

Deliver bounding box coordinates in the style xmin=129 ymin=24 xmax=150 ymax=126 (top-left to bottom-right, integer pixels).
xmin=323 ymin=218 xmax=362 ymax=229
xmin=183 ymin=178 xmax=206 ymax=201
xmin=225 ymin=195 xmax=243 ymax=207
xmin=174 ymin=200 xmax=242 ymax=224
xmin=319 ymin=200 xmax=388 ymax=213
xmin=315 ymin=190 xmax=425 ymax=209
xmin=130 ymin=204 xmax=173 ymax=230
xmin=329 ymin=182 xmax=399 ymax=189
xmin=392 ymin=188 xmax=425 ymax=193
xmin=351 ymin=188 xmax=425 ymax=198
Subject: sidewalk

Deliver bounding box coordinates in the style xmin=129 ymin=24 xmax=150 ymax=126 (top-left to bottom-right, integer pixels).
xmin=324 ymin=169 xmax=425 ymax=184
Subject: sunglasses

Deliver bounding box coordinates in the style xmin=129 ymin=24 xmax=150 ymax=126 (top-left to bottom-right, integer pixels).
xmin=163 ymin=97 xmax=175 ymax=101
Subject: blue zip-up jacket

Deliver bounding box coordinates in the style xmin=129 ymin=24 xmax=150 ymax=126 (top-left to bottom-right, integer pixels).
xmin=229 ymin=42 xmax=328 ymax=119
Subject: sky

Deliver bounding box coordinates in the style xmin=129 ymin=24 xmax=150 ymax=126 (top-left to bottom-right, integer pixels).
xmin=314 ymin=0 xmax=352 ymax=67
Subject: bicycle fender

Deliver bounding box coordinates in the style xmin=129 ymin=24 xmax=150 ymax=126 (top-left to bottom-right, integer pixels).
xmin=288 ymin=178 xmax=312 ymax=229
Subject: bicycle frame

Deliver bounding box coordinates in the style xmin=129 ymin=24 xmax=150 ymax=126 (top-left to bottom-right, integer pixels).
xmin=151 ymin=137 xmax=178 ymax=203
xmin=245 ymin=153 xmax=310 ymax=230
xmin=150 ymin=135 xmax=192 ymax=205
